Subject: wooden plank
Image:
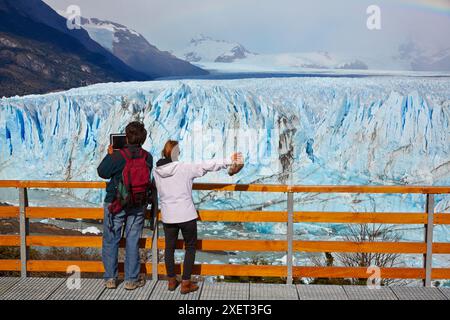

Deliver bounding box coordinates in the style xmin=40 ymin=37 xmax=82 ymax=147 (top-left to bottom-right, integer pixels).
xmin=26 ymin=207 xmax=103 ymax=219
xmin=27 ymin=260 xmax=106 ymax=273
xmin=0 ymin=235 xmax=20 ymax=246
xmin=433 ymin=243 xmax=450 ymax=254
xmin=294 ymin=241 xmax=426 ymax=254
xmin=197 ymin=210 xmax=287 ymax=222
xmin=431 ymin=268 xmax=450 ymax=279
xmin=157 ymin=238 xmax=287 ymax=251
xmin=294 ymin=212 xmax=427 ymax=224
xmin=26 ymin=260 xmax=286 ymax=277
xmin=293 ymin=266 xmax=425 ymax=279
xmin=26 ymin=236 xmax=286 ymax=252
xmin=18 ymin=260 xmax=450 ymax=280
xmin=19 ymin=181 xmax=105 ymax=189
xmin=28 ymin=208 xmax=285 ymax=222
xmin=24 ymin=235 xmax=442 ymax=255
xmin=0 ymin=180 xmax=21 ymax=188
xmin=19 ymin=207 xmax=445 ymax=224
xmin=26 ymin=236 xmax=153 ymax=249
xmin=27 ymin=236 xmax=103 ymax=248
xmin=0 ymin=207 xmax=19 ymax=218
xmin=193 ymin=183 xmax=288 ymax=192
xmin=0 ymin=260 xmax=20 ymax=271
xmin=287 ymin=185 xmax=450 ymax=194
xmin=157 ymin=263 xmax=287 ymax=277
xmin=17 ymin=208 xmax=449 ymax=224
xmin=435 ymin=213 xmax=450 ymax=225
xmin=1 ymin=180 xmax=450 ymax=193
xmin=26 ymin=260 xmax=152 ymax=274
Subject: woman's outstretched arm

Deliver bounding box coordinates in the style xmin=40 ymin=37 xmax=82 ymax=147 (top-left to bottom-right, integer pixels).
xmin=189 ymin=153 xmax=242 ymax=179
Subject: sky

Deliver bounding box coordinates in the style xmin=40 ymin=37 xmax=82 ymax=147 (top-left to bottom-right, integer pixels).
xmin=43 ymin=0 xmax=450 ymax=56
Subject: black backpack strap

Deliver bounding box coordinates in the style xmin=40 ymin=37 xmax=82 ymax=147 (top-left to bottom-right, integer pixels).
xmin=119 ymin=148 xmax=130 ymax=161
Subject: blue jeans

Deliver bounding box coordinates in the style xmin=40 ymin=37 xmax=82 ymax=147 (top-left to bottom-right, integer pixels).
xmin=102 ymin=203 xmax=145 ymax=282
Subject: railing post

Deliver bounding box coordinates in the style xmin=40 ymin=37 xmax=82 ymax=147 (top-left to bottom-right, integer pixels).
xmin=286 ymin=192 xmax=294 ymax=285
xmin=19 ymin=187 xmax=29 ymax=278
xmin=151 ymin=213 xmax=159 ymax=281
xmin=423 ymin=194 xmax=434 ymax=287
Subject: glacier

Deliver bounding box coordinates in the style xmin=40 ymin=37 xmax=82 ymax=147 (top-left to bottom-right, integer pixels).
xmin=1 ymin=76 xmax=450 ymax=248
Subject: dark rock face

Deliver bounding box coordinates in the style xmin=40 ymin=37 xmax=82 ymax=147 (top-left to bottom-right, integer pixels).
xmin=184 ymin=52 xmax=202 ymax=63
xmin=0 ymin=0 xmax=149 ymax=97
xmin=215 ymin=45 xmax=251 ymax=63
xmin=337 ymin=60 xmax=369 ymax=70
xmin=0 ymin=33 xmax=122 ymax=97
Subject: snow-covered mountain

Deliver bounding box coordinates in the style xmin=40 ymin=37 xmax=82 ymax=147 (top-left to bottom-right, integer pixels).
xmin=57 ymin=14 xmax=208 ymax=78
xmin=396 ymin=41 xmax=450 ymax=72
xmin=176 ymin=35 xmax=450 ymax=73
xmin=176 ymin=34 xmax=257 ymax=63
xmin=175 ymin=35 xmax=369 ymax=72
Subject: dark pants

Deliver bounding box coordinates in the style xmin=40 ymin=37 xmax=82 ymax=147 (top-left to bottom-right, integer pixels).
xmin=163 ymin=219 xmax=197 ymax=281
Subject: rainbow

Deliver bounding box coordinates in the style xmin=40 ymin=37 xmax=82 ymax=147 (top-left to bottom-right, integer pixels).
xmin=396 ymin=0 xmax=450 ymax=16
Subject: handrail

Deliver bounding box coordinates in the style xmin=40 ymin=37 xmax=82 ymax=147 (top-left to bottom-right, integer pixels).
xmin=0 ymin=180 xmax=449 ymax=286
xmin=1 ymin=180 xmax=450 ymax=193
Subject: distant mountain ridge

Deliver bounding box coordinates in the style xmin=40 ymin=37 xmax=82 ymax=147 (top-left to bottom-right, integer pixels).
xmin=176 ymin=34 xmax=450 ymax=73
xmin=175 ymin=35 xmax=369 ymax=71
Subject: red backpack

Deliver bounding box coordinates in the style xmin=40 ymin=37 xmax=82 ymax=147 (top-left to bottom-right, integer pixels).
xmin=108 ymin=148 xmax=151 ymax=215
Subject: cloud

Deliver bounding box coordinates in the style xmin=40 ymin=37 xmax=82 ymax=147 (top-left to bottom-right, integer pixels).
xmin=44 ymin=0 xmax=450 ymax=55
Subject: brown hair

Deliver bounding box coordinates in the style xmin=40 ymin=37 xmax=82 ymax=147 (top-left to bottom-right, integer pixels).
xmin=125 ymin=121 xmax=147 ymax=145
xmin=162 ymin=140 xmax=179 ymax=159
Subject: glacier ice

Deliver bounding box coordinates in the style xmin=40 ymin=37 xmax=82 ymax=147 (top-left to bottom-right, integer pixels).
xmin=0 ymin=76 xmax=450 ymax=243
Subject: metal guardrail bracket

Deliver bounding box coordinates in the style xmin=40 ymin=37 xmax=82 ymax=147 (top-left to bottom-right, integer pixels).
xmin=19 ymin=187 xmax=29 ymax=278
xmin=151 ymin=213 xmax=159 ymax=281
xmin=424 ymin=194 xmax=434 ymax=287
xmin=286 ymin=192 xmax=294 ymax=285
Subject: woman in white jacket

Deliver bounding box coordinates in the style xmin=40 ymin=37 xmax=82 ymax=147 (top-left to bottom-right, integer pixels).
xmin=154 ymin=140 xmax=243 ymax=294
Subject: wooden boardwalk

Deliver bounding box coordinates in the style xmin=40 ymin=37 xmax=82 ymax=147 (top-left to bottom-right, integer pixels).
xmin=0 ymin=278 xmax=449 ymax=300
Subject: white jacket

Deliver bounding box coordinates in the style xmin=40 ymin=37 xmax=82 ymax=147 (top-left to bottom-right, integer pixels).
xmin=154 ymin=159 xmax=232 ymax=224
